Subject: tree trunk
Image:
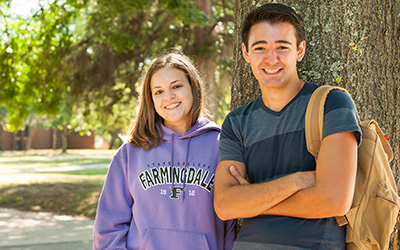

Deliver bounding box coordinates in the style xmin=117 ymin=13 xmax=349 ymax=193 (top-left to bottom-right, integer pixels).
xmin=0 ymin=124 xmax=3 ymax=150
xmin=194 ymin=0 xmax=218 ymax=119
xmin=233 ymin=0 xmax=400 ymax=183
xmin=231 ymin=0 xmax=260 ymax=111
xmin=61 ymin=125 xmax=68 ymax=153
xmin=26 ymin=125 xmax=34 ymax=150
xmin=108 ymin=129 xmax=117 ymax=149
xmin=52 ymin=128 xmax=57 ymax=150
xmin=217 ymin=37 xmax=234 ymax=124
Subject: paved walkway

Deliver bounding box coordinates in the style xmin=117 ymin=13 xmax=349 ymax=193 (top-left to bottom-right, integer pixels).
xmin=0 ymin=208 xmax=94 ymax=250
xmin=0 ymin=154 xmax=111 ymax=249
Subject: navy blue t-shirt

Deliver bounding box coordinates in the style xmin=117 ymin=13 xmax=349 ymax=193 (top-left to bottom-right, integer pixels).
xmin=218 ymin=82 xmax=361 ymax=249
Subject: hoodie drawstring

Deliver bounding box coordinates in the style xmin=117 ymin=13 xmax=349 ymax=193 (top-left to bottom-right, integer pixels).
xmin=170 ymin=133 xmax=191 ymax=203
xmin=171 ymin=133 xmax=175 ymax=191
xmin=181 ymin=137 xmax=191 ymax=203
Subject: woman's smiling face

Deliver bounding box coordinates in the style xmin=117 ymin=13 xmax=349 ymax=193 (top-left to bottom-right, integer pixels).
xmin=150 ymin=66 xmax=193 ymax=135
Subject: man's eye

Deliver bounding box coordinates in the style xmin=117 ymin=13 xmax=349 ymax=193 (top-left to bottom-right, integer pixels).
xmin=254 ymin=47 xmax=265 ymax=51
xmin=278 ymin=46 xmax=289 ymax=50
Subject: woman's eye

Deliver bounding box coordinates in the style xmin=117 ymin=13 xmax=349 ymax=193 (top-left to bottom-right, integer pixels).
xmin=172 ymin=84 xmax=182 ymax=89
xmin=154 ymin=90 xmax=163 ymax=95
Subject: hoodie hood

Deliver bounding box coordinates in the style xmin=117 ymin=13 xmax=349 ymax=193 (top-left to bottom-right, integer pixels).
xmin=161 ymin=117 xmax=220 ymax=141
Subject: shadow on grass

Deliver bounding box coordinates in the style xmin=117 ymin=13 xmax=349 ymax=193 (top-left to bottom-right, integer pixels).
xmin=41 ymin=168 xmax=109 ymax=176
xmin=0 ymin=158 xmax=111 ymax=169
xmin=0 ymin=182 xmax=103 ymax=219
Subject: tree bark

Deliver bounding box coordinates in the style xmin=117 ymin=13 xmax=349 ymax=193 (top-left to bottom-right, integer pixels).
xmin=61 ymin=125 xmax=68 ymax=153
xmin=0 ymin=124 xmax=3 ymax=151
xmin=26 ymin=125 xmax=34 ymax=150
xmin=52 ymin=128 xmax=58 ymax=150
xmin=231 ymin=0 xmax=260 ymax=110
xmin=193 ymin=0 xmax=217 ymax=120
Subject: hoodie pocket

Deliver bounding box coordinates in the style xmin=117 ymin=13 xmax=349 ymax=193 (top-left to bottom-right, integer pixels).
xmin=139 ymin=227 xmax=210 ymax=250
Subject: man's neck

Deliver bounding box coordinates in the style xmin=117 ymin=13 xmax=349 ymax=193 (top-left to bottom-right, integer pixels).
xmin=261 ymin=80 xmax=305 ymax=112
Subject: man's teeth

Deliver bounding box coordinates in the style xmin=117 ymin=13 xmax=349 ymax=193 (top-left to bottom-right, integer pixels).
xmin=166 ymin=103 xmax=180 ymax=109
xmin=264 ymin=69 xmax=279 ymax=74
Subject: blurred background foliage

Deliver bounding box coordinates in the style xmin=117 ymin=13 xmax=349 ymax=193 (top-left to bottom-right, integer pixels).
xmin=0 ymin=0 xmax=234 ymax=149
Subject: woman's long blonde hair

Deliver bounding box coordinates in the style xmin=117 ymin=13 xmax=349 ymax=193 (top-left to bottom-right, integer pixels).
xmin=125 ymin=51 xmax=205 ymax=150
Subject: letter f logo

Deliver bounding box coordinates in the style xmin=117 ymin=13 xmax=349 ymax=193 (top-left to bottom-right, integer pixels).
xmin=170 ymin=187 xmax=184 ymax=199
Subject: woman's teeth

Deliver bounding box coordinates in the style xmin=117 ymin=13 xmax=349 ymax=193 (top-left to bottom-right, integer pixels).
xmin=166 ymin=103 xmax=180 ymax=109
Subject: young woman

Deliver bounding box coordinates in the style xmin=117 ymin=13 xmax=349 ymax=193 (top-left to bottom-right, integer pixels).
xmin=93 ymin=52 xmax=235 ymax=250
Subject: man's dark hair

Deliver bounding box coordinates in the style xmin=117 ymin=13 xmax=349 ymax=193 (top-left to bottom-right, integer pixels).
xmin=241 ymin=3 xmax=305 ymax=50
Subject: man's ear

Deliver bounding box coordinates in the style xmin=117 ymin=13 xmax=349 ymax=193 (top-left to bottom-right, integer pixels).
xmin=297 ymin=40 xmax=306 ymax=62
xmin=242 ymin=43 xmax=250 ymax=63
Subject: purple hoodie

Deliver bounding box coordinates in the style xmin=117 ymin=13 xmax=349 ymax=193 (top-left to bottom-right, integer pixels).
xmin=93 ymin=118 xmax=235 ymax=250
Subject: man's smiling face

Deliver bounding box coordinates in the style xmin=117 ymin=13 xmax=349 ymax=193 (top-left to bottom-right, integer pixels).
xmin=242 ymin=21 xmax=305 ymax=91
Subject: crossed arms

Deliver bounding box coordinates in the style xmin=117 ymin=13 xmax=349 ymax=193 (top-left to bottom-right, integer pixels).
xmin=214 ymin=131 xmax=358 ymax=221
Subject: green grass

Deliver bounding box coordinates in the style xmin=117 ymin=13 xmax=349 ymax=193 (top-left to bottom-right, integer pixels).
xmin=0 ymin=157 xmax=112 ymax=170
xmin=0 ymin=149 xmax=115 ymax=219
xmin=45 ymin=168 xmax=109 ymax=176
xmin=0 ymin=149 xmax=117 ymax=157
xmin=0 ymin=149 xmax=114 ymax=170
xmin=0 ymin=182 xmax=103 ymax=218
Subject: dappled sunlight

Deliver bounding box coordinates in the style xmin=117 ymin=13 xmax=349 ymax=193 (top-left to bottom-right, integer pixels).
xmin=0 ymin=182 xmax=102 ymax=219
xmin=0 ymin=208 xmax=94 ymax=247
xmin=0 ymin=151 xmax=113 ymax=170
xmin=0 ymin=149 xmax=110 ymax=248
xmin=0 ymin=173 xmax=106 ymax=185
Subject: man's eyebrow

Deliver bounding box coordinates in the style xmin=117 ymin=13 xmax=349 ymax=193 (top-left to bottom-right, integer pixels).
xmin=251 ymin=40 xmax=268 ymax=48
xmin=250 ymin=40 xmax=292 ymax=48
xmin=277 ymin=40 xmax=292 ymax=45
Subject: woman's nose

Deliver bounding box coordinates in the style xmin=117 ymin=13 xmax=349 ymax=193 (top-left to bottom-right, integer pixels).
xmin=165 ymin=91 xmax=175 ymax=99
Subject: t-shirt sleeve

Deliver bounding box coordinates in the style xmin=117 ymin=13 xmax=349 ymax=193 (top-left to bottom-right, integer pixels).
xmin=218 ymin=114 xmax=245 ymax=163
xmin=323 ymin=90 xmax=362 ymax=145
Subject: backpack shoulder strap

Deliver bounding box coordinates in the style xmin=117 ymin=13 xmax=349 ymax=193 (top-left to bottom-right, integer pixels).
xmin=305 ymin=85 xmax=358 ymax=158
xmin=305 ymin=85 xmax=353 ymax=227
xmin=305 ymin=85 xmax=361 ymax=227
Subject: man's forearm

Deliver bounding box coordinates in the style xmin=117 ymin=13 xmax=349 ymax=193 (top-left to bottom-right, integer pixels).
xmin=262 ymin=132 xmax=358 ymax=219
xmin=261 ymin=184 xmax=349 ymax=219
xmin=214 ymin=164 xmax=315 ymax=221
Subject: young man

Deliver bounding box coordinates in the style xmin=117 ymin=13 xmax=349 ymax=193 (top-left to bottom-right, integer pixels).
xmin=214 ymin=3 xmax=361 ymax=249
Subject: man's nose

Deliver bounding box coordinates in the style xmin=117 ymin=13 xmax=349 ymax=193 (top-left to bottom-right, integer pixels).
xmin=264 ymin=49 xmax=278 ymax=64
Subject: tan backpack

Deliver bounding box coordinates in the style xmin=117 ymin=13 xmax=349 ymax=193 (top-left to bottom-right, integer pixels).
xmin=305 ymin=85 xmax=400 ymax=250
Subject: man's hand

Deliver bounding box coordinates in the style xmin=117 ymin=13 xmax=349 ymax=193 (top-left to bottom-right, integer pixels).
xmin=230 ymin=165 xmax=315 ymax=189
xmin=214 ymin=159 xmax=317 ymax=220
xmin=229 ymin=165 xmax=249 ymax=185
xmin=263 ymin=131 xmax=358 ymax=218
